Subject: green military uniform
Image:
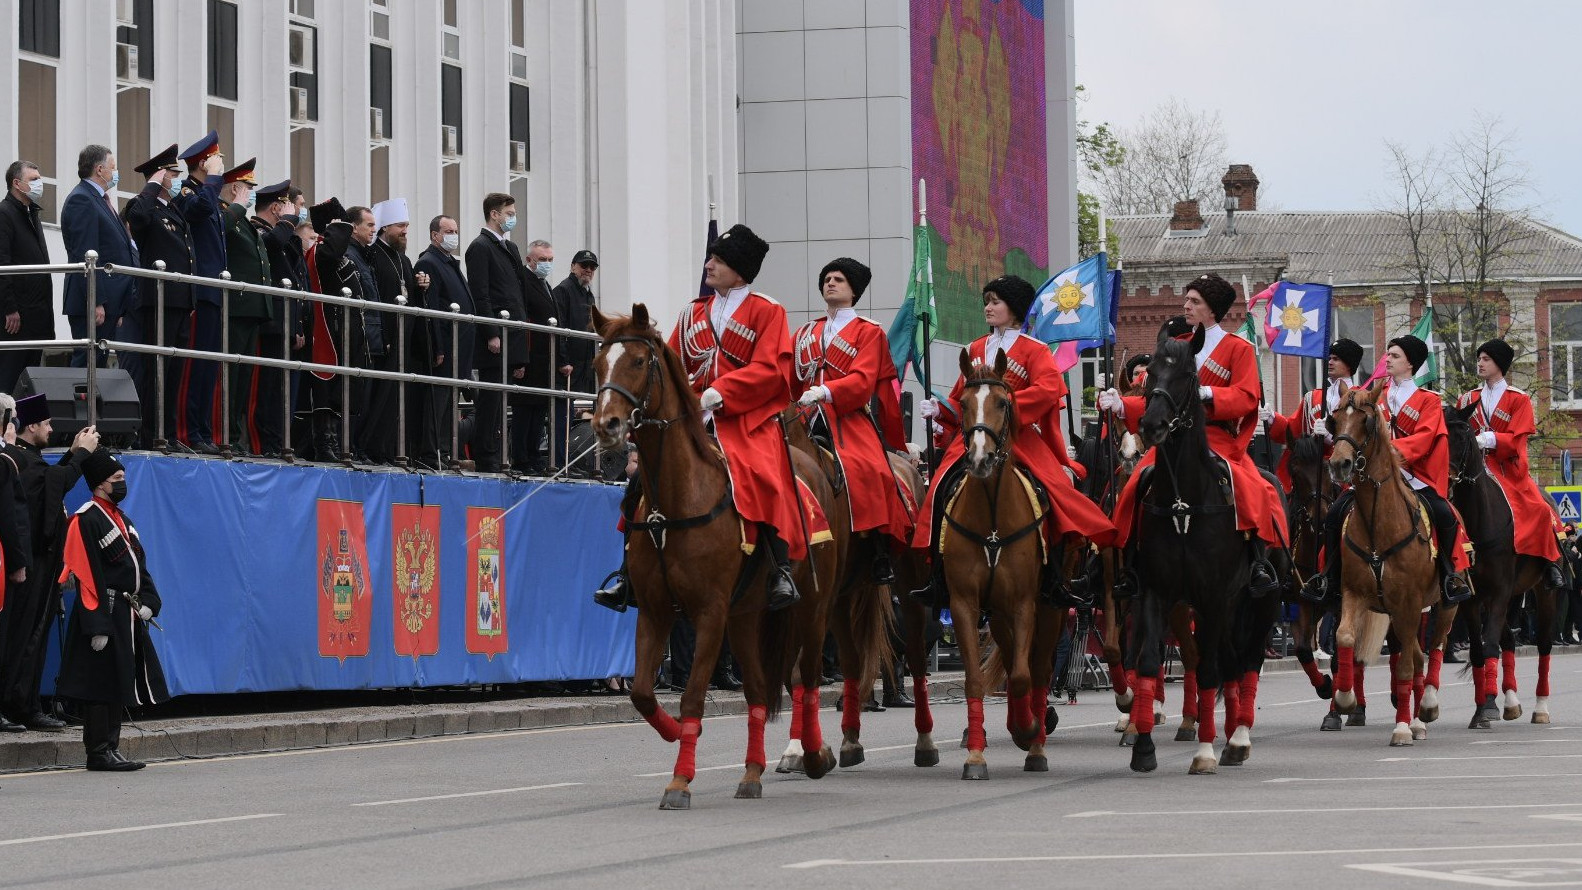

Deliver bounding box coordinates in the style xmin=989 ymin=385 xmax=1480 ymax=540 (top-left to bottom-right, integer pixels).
xmin=221 ymin=168 xmax=274 ymax=453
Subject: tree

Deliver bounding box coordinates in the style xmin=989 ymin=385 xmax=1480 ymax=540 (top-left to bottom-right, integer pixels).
xmin=1083 ymin=97 xmax=1231 ymax=217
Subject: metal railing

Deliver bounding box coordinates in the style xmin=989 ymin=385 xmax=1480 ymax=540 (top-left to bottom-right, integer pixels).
xmin=0 ymin=251 xmax=603 ymax=475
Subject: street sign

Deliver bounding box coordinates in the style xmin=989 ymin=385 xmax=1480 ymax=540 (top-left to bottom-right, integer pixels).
xmin=1545 ymin=486 xmax=1582 ymax=524
xmin=1564 ymin=449 xmax=1574 ymax=485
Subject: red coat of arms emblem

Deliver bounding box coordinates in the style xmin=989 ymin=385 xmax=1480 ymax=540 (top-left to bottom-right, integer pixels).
xmin=317 ymin=499 xmax=371 ymax=662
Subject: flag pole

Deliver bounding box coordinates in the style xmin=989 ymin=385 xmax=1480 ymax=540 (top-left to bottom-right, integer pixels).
xmin=1243 ymin=273 xmax=1274 ymax=470
xmin=918 ymin=178 xmax=936 ymax=471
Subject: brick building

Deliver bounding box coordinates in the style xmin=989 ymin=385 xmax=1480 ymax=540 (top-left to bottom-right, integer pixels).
xmin=1099 ymin=165 xmax=1582 ymax=473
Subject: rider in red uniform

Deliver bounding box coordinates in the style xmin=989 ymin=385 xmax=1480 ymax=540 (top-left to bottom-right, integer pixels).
xmin=1262 ymin=338 xmax=1362 ymax=490
xmin=791 ymin=258 xmax=912 ymax=584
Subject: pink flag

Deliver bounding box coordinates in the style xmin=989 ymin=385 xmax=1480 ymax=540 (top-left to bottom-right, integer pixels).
xmin=1247 ymin=282 xmax=1280 ymax=347
xmin=1053 ymin=340 xmax=1081 ymax=374
xmin=1360 ymin=355 xmax=1389 ymax=388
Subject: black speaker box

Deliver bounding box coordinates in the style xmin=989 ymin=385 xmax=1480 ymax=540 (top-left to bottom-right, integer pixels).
xmin=14 ymin=366 xmax=141 ymax=447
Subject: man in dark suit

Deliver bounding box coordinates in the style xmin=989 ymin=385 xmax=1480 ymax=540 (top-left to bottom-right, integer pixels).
xmin=252 ymin=181 xmax=307 ymax=458
xmin=551 ymin=249 xmax=598 ymax=469
xmin=124 ymin=143 xmax=199 ymax=449
xmin=60 ymin=144 xmax=138 ymax=369
xmin=174 ymin=131 xmax=227 ymax=455
xmin=414 ymin=214 xmax=473 ymax=466
xmin=0 ymin=160 xmax=53 ymax=393
xmin=519 ymin=239 xmax=558 ymax=473
xmin=464 ymin=192 xmax=530 ymax=473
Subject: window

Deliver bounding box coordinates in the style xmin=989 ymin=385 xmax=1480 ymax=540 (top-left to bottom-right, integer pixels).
xmin=17 ymin=59 xmax=58 ymax=223
xmin=289 ymin=23 xmax=318 ymax=123
xmin=511 ymin=0 xmax=524 ymax=48
xmin=207 ymin=105 xmax=235 ymax=162
xmin=117 ymin=88 xmax=152 ymax=197
xmin=115 ymin=0 xmax=154 ymax=79
xmin=1431 ymin=305 xmax=1494 ymax=391
xmin=290 ymin=129 xmax=316 ymax=205
xmin=509 ymin=83 xmax=530 ymax=171
xmin=370 ymin=45 xmax=393 ymax=139
xmin=1550 ymin=304 xmax=1582 ymax=408
xmin=443 ymin=0 xmax=457 ymax=28
xmin=290 ymin=0 xmax=314 ymax=17
xmin=207 ymin=0 xmax=238 ymax=100
xmin=19 ymin=0 xmax=60 ymax=58
xmin=369 ymin=0 xmax=389 ymax=40
xmin=441 ymin=63 xmax=463 ymax=156
xmin=1333 ymin=306 xmax=1376 ymax=379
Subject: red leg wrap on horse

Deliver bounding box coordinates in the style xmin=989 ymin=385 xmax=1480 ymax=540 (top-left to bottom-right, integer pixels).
xmin=913 ymin=675 xmax=934 ymax=734
xmin=1355 ymin=660 xmax=1367 ymax=706
xmin=746 ymin=705 xmax=767 ymax=770
xmin=644 ymin=707 xmax=682 ymax=743
xmin=1033 ymin=685 xmax=1049 ymax=745
xmin=1393 ymin=677 xmax=1412 ymax=726
xmin=1334 ymin=646 xmax=1355 ymax=695
xmin=966 ymin=698 xmax=987 ymax=751
xmin=1197 ymin=686 xmax=1218 ymax=744
xmin=1483 ymin=657 xmax=1498 ymax=701
xmin=1011 ymin=692 xmax=1035 ymax=736
xmin=801 ymin=686 xmax=824 ymax=752
xmin=1428 ymin=649 xmax=1444 ymax=690
xmin=789 ymin=685 xmax=805 ymax=740
xmin=1222 ymin=679 xmax=1241 ymax=738
xmin=1133 ymin=676 xmax=1158 ymax=735
xmin=1502 ymin=650 xmax=1518 ymax=693
xmin=841 ymin=678 xmax=862 ymax=733
xmin=1182 ymin=670 xmax=1199 ymax=717
xmin=1300 ymin=657 xmax=1326 ymax=688
xmin=1239 ymin=670 xmax=1259 ymax=730
xmin=674 ymin=718 xmax=702 ymax=781
xmin=1413 ymin=671 xmax=1425 ymax=713
xmin=1537 ymin=655 xmax=1552 ymax=697
xmin=1110 ymin=661 xmax=1129 ymax=696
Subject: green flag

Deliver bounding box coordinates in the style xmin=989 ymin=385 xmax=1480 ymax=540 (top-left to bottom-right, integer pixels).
xmin=888 ymin=223 xmax=935 ymax=389
xmin=1411 ymin=308 xmax=1438 ymax=388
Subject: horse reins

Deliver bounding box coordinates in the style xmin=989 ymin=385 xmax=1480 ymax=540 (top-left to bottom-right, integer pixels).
xmin=1141 ymin=368 xmax=1234 ymax=536
xmin=1333 ymin=396 xmax=1428 ymax=602
xmin=944 ymin=377 xmax=1044 ymax=579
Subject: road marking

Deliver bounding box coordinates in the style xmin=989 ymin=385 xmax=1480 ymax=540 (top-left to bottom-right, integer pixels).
xmin=1267 ymin=773 xmax=1582 ymax=783
xmin=784 ymin=842 xmax=1582 ymax=870
xmin=1377 ymin=754 xmax=1582 ymax=762
xmin=0 ymin=814 xmax=282 ymax=848
xmin=1066 ymin=803 xmax=1582 ymax=818
xmin=1470 ymin=739 xmax=1581 ymax=745
xmin=1533 ymin=815 xmax=1582 ymax=823
xmin=634 ymin=744 xmax=919 ymax=778
xmin=1349 ymin=858 xmax=1582 ymax=886
xmin=351 ymin=782 xmax=581 ymax=807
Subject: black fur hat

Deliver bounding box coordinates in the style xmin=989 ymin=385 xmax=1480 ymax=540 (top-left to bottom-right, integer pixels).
xmin=1330 ymin=338 xmax=1364 ymax=375
xmin=1187 ymin=273 xmax=1237 ymax=322
xmin=81 ymin=449 xmax=125 ymax=490
xmin=1388 ymin=334 xmax=1429 ymax=373
xmin=818 ymin=257 xmax=872 ymax=303
xmin=709 ymin=224 xmax=770 ymax=284
xmin=983 ymin=275 xmax=1036 ymax=325
xmin=1477 ymin=339 xmax=1514 ymax=376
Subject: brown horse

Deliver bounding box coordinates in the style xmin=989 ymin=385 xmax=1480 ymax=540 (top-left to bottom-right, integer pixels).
xmin=944 ymin=351 xmax=1061 ymax=778
xmin=589 ymin=305 xmax=841 ymax=808
xmin=1326 ymin=381 xmax=1457 ymax=746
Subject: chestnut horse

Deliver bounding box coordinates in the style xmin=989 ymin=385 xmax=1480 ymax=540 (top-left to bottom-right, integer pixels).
xmin=589 ymin=305 xmax=840 ymax=808
xmin=944 ymin=351 xmax=1062 ymax=779
xmin=1325 ymin=381 xmax=1456 ymax=746
xmin=1444 ymin=405 xmax=1559 ymax=727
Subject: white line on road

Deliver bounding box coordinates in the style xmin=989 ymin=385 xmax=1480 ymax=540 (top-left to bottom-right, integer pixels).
xmin=351 ymin=782 xmax=581 ymax=807
xmin=783 ymin=841 xmax=1582 ymax=869
xmin=1469 ymin=739 xmax=1581 ymax=744
xmin=1267 ymin=773 xmax=1582 ymax=783
xmin=1066 ymin=803 xmax=1582 ymax=818
xmin=0 ymin=814 xmax=282 ymax=848
xmin=1377 ymin=754 xmax=1582 ymax=762
xmin=1349 ymin=858 xmax=1582 ymax=886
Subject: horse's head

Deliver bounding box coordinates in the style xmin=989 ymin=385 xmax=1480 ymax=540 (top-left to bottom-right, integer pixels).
xmin=1138 ymin=338 xmax=1200 ymax=448
xmin=1326 ymin=379 xmax=1388 ymax=485
xmin=1287 ymin=433 xmax=1331 ymax=498
xmin=1444 ymin=402 xmax=1483 ymax=485
xmin=589 ymin=303 xmax=691 ymax=448
xmin=957 ymin=348 xmax=1015 ymax=479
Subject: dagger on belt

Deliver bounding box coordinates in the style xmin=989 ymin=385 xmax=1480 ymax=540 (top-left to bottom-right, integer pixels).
xmin=109 ymin=588 xmax=162 ymax=630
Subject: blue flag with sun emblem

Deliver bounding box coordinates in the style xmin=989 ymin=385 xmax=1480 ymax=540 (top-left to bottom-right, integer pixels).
xmin=1025 ymin=254 xmax=1109 ymax=344
xmin=1266 ymin=281 xmax=1333 ymax=359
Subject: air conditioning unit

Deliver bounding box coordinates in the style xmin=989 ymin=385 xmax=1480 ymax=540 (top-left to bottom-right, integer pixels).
xmin=115 ymin=43 xmax=139 ymax=81
xmin=290 ymin=86 xmax=310 ymax=123
xmin=511 ymin=140 xmax=528 ymax=173
xmin=442 ymin=125 xmax=459 ymax=159
xmin=370 ymin=107 xmax=385 ymax=141
xmin=288 ymin=24 xmax=315 ymax=73
xmin=115 ymin=0 xmax=136 ymax=27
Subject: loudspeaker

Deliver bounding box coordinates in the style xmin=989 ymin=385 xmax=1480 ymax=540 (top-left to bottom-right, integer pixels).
xmin=14 ymin=366 xmax=141 ymax=447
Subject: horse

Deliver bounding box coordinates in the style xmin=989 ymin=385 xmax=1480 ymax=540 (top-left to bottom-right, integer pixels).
xmin=1325 ymin=381 xmax=1456 ymax=746
xmin=1444 ymin=405 xmax=1560 ymax=727
xmin=588 ymin=304 xmax=841 ymax=808
xmin=1126 ymin=337 xmax=1280 ymax=774
xmin=943 ymin=350 xmax=1062 ymax=779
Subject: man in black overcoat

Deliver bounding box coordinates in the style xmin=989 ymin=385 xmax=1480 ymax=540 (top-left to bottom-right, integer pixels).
xmin=0 ymin=159 xmax=54 ymax=394
xmin=464 ymin=193 xmax=530 ymax=473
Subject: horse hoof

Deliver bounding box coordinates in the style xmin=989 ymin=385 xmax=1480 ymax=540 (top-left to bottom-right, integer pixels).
xmin=1219 ymin=745 xmax=1249 ymax=766
xmin=1114 ymin=715 xmax=1130 ymax=733
xmin=1346 ymin=706 xmax=1366 ymax=727
xmin=1503 ymin=705 xmax=1523 ymax=721
xmin=804 ymin=746 xmax=836 ymax=780
xmin=962 ymin=761 xmax=989 ymax=780
xmin=1334 ymin=691 xmax=1357 ymax=713
xmin=1120 ymin=731 xmax=1137 ymax=748
xmin=1024 ymin=754 xmax=1048 ymax=772
xmin=1188 ymin=756 xmax=1218 ymax=775
xmin=1419 ymin=705 xmax=1439 ymax=724
xmin=1174 ymin=724 xmax=1196 ymax=742
xmin=1411 ymin=722 xmax=1428 ymax=741
xmin=914 ymin=747 xmax=940 ymax=768
xmin=1115 ymin=691 xmax=1134 ymax=713
xmin=1130 ymin=734 xmax=1157 ymax=773
xmin=659 ymin=789 xmax=692 ymax=810
xmin=1316 ymin=675 xmax=1334 ymax=700
xmin=1320 ymin=712 xmax=1344 ymax=732
xmin=1389 ymin=724 xmax=1414 ymax=747
xmin=1469 ymin=710 xmax=1492 ymax=730
xmin=775 ymin=754 xmax=804 ymax=774
xmin=1533 ymin=711 xmax=1552 ymax=725
xmin=1045 ymin=706 xmax=1059 ymax=733
xmin=839 ymin=745 xmax=865 ymax=768
xmin=734 ymin=781 xmax=762 ymax=800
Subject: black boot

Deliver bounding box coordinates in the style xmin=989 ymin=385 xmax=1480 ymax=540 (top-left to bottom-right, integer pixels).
xmin=872 ymin=547 xmax=896 ymax=586
xmin=593 ymin=568 xmax=635 ymax=613
xmin=881 ymin=663 xmax=914 ymax=708
xmin=1547 ymin=560 xmax=1566 ymax=590
xmin=764 ymin=528 xmax=800 ymax=611
xmin=313 ymin=410 xmax=341 ymax=463
xmin=1248 ymin=541 xmax=1280 ymax=598
xmin=1066 ymin=551 xmax=1105 ymax=604
xmin=1440 ymin=553 xmax=1472 ymax=604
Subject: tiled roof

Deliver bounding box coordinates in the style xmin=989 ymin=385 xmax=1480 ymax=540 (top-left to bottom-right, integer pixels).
xmin=1111 ymin=211 xmax=1582 ymax=287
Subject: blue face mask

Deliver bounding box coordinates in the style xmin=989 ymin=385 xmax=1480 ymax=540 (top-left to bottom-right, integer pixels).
xmin=501 ymin=214 xmax=517 ymax=233
xmin=535 ymin=261 xmax=553 ymax=279
xmin=166 ymin=176 xmax=184 ymax=199
xmin=244 ymin=190 xmax=256 ymax=210
xmin=298 ymin=207 xmax=310 ymax=224
xmin=107 ymin=170 xmax=120 ymax=190
xmin=25 ymin=178 xmax=43 ymax=201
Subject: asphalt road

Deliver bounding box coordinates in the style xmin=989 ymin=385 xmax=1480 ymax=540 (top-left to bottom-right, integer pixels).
xmin=3 ymin=653 xmax=1582 ymax=889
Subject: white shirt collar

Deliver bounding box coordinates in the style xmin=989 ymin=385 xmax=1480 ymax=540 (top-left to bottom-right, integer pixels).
xmin=1387 ymin=376 xmax=1417 ymax=414
xmin=985 ymin=326 xmax=1021 ymax=360
xmin=487 ymin=227 xmax=509 ymax=242
xmin=822 ymin=307 xmax=857 ymax=345
xmin=1481 ymin=378 xmax=1508 ymax=417
xmin=710 ymin=284 xmax=751 ymax=332
xmin=1195 ymin=324 xmax=1228 ymax=371
xmin=1325 ymin=374 xmax=1356 ymax=412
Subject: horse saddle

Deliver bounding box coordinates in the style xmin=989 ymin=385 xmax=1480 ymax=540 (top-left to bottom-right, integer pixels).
xmin=938 ymin=465 xmax=1050 ymax=562
xmin=1339 ymin=493 xmax=1437 ymax=559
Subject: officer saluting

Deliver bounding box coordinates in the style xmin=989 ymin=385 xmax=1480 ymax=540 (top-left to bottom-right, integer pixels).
xmin=124 ymin=143 xmax=198 ymax=448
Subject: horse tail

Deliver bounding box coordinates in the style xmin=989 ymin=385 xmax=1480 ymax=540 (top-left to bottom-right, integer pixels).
xmin=981 ymin=637 xmax=1006 ymax=690
xmin=850 ymin=580 xmax=896 ymax=704
xmin=1355 ymin=611 xmax=1391 ymax=667
xmin=758 ymin=607 xmax=792 ymax=721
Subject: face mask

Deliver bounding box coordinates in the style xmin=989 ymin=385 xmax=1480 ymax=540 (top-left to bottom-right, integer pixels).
xmin=298 ymin=207 xmax=310 ymax=224
xmin=25 ymin=178 xmax=43 ymax=201
xmin=107 ymin=170 xmax=120 ymax=190
xmin=107 ymin=480 xmax=128 ymax=503
xmin=441 ymin=233 xmax=460 ymax=253
xmin=166 ymin=176 xmax=183 ymax=199
xmin=500 ymin=214 xmax=516 ymax=233
xmin=535 ymin=261 xmax=552 ymax=279
xmin=244 ymin=191 xmax=256 ymax=210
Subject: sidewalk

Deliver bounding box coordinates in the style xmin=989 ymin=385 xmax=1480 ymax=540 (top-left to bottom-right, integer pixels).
xmin=2 ymin=647 xmax=1568 ymax=772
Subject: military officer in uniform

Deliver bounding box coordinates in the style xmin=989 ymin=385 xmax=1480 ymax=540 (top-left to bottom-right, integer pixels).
xmin=220 ymin=159 xmax=272 ymax=454
xmin=252 ymin=180 xmax=307 ymax=458
xmin=174 ymin=131 xmax=228 ymax=454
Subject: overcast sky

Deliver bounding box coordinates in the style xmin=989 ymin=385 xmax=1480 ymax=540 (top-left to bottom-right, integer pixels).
xmin=1072 ymin=0 xmax=1582 ymax=236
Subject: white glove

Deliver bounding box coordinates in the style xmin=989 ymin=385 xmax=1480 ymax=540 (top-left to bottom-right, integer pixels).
xmin=1198 ymin=385 xmax=1214 ymax=401
xmin=1314 ymin=427 xmax=1333 ymax=444
xmin=701 ymin=409 xmax=715 ymax=426
xmin=1259 ymin=406 xmax=1275 ymax=425
xmin=699 ymin=387 xmax=723 ymax=412
xmin=798 ymin=385 xmax=828 ymax=407
xmin=138 ymin=605 xmax=153 ymax=621
xmin=1476 ymin=430 xmax=1496 ymax=450
xmin=918 ymin=398 xmax=940 ymax=420
xmin=931 ymin=420 xmax=945 ymax=437
xmin=90 ymin=635 xmax=108 ymax=651
xmin=1097 ymin=388 xmax=1124 ymax=417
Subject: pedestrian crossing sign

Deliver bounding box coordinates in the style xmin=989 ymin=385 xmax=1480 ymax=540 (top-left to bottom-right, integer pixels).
xmin=1546 ymin=486 xmax=1582 ymax=523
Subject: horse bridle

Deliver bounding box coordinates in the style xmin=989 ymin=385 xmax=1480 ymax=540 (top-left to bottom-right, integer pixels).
xmin=959 ymin=376 xmax=1014 ymax=472
xmin=1330 ymin=394 xmax=1427 ymax=599
xmin=1145 ymin=369 xmax=1198 ymax=436
xmin=596 ymin=335 xmax=673 ymax=431
xmin=1330 ymin=400 xmax=1378 ymax=481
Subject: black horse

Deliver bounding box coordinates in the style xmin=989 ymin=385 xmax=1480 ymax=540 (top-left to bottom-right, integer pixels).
xmin=1443 ymin=405 xmax=1560 ymax=728
xmin=1125 ymin=336 xmax=1282 ymax=774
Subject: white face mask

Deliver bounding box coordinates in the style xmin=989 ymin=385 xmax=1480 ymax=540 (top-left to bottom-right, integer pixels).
xmin=25 ymin=178 xmax=43 ymax=201
xmin=535 ymin=260 xmax=552 ymax=279
xmin=441 ymin=233 xmax=460 ymax=253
